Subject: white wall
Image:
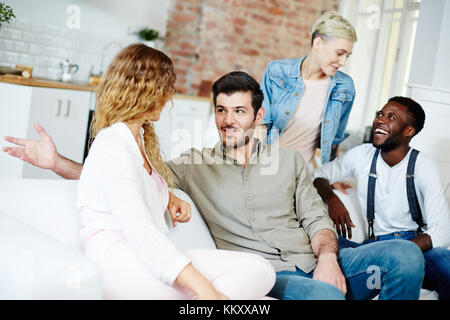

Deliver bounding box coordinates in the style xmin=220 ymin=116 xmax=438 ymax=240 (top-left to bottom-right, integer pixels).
xmin=4 ymin=0 xmax=170 ymax=38
xmin=0 ymin=0 xmax=170 ymax=80
xmin=432 ymin=0 xmax=450 ymax=89
xmin=408 ymin=0 xmax=450 ymax=90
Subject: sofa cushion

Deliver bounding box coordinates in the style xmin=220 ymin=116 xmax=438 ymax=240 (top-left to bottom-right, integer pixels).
xmin=166 ymin=188 xmax=217 ymax=250
xmin=0 ymin=179 xmax=82 ymax=250
xmin=0 ymin=213 xmax=102 ymax=299
xmin=445 ymin=182 xmax=450 ymax=204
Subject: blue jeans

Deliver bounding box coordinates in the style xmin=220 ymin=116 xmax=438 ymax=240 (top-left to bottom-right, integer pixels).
xmin=268 ymin=239 xmax=424 ymax=300
xmin=339 ymin=231 xmax=450 ymax=300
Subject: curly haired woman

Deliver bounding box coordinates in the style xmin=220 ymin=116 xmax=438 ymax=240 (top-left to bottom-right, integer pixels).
xmin=77 ymin=43 xmax=275 ymax=299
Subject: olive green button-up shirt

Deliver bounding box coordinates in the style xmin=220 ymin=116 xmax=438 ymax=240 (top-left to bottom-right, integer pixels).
xmin=167 ymin=141 xmax=336 ymax=273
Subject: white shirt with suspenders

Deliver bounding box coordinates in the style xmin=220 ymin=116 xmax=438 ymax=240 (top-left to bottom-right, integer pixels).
xmin=313 ymin=143 xmax=450 ymax=248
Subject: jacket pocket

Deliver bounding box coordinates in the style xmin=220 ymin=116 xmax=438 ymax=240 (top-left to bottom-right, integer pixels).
xmin=268 ymin=74 xmax=295 ymax=112
xmin=330 ymin=91 xmax=353 ymax=122
xmin=269 ymin=73 xmax=294 ymax=92
xmin=331 ymin=91 xmax=353 ymax=103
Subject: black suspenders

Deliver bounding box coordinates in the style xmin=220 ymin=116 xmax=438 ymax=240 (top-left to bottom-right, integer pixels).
xmin=406 ymin=150 xmax=425 ymax=229
xmin=367 ymin=148 xmax=424 ymax=239
xmin=367 ymin=149 xmax=380 ymax=239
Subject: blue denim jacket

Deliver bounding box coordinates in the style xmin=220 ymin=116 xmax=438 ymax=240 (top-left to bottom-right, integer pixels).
xmin=260 ymin=56 xmax=355 ymax=164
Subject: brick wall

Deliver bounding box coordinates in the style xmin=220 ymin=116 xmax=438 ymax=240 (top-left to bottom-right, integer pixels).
xmin=164 ymin=0 xmax=340 ymax=96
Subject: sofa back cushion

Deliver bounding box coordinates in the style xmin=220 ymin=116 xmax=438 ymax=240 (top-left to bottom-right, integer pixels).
xmin=166 ymin=188 xmax=217 ymax=250
xmin=0 ymin=179 xmax=217 ymax=251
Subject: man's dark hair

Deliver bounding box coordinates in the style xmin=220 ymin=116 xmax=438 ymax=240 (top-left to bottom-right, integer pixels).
xmin=388 ymin=96 xmax=425 ymax=136
xmin=212 ymin=71 xmax=264 ymax=118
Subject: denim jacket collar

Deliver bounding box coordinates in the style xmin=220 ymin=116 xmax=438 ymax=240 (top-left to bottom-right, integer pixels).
xmin=289 ymin=55 xmax=345 ymax=84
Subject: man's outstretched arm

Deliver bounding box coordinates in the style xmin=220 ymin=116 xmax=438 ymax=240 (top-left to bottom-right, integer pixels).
xmin=3 ymin=122 xmax=83 ymax=179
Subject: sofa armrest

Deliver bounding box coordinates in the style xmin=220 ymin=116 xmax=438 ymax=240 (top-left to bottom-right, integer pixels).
xmin=0 ymin=213 xmax=102 ymax=299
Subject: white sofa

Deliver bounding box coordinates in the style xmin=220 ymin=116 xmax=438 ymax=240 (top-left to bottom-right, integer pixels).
xmin=0 ymin=179 xmax=216 ymax=299
xmin=0 ymin=179 xmax=440 ymax=299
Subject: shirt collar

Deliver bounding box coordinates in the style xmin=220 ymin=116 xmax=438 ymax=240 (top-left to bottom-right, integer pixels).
xmin=213 ymin=138 xmax=265 ymax=163
xmin=289 ymin=55 xmax=344 ymax=84
xmin=111 ymin=121 xmax=144 ymax=165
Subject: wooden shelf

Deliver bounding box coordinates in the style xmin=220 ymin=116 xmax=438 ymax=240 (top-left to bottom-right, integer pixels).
xmin=0 ymin=75 xmax=96 ymax=92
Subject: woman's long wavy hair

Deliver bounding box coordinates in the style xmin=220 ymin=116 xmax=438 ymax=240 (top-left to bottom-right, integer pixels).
xmin=90 ymin=43 xmax=176 ymax=185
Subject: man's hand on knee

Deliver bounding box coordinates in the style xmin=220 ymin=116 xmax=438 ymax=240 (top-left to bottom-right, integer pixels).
xmin=313 ymin=252 xmax=347 ymax=295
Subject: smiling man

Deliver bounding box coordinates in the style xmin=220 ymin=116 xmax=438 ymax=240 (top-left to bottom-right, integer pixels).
xmin=213 ymin=77 xmax=264 ymax=165
xmin=313 ymin=96 xmax=450 ymax=300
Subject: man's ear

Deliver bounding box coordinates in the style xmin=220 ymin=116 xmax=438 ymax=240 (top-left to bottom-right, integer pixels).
xmin=255 ymin=107 xmax=265 ymax=125
xmin=405 ymin=125 xmax=416 ymax=139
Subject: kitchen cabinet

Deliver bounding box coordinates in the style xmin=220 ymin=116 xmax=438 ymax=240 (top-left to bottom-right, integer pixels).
xmin=0 ymin=82 xmax=92 ymax=179
xmin=154 ymin=96 xmax=217 ymax=161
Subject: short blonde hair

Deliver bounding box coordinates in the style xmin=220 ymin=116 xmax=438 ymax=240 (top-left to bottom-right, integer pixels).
xmin=311 ymin=11 xmax=357 ymax=45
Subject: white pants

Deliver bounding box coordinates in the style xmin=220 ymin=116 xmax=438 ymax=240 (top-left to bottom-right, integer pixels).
xmin=85 ymin=230 xmax=276 ymax=300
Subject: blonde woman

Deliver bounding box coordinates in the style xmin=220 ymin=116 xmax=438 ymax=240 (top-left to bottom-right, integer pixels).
xmin=77 ymin=43 xmax=275 ymax=299
xmin=260 ymin=11 xmax=357 ymax=165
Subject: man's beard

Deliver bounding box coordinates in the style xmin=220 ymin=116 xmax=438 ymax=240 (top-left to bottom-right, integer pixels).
xmin=372 ymin=135 xmax=402 ymax=151
xmin=222 ymin=134 xmax=251 ymax=150
xmin=221 ymin=126 xmax=255 ymax=150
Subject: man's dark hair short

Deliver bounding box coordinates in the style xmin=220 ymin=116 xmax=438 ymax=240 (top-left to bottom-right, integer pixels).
xmin=212 ymin=71 xmax=264 ymax=118
xmin=388 ymin=96 xmax=425 ymax=136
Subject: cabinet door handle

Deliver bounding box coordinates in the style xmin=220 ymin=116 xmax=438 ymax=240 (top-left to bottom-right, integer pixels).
xmin=56 ymin=99 xmax=62 ymax=117
xmin=65 ymin=99 xmax=71 ymax=117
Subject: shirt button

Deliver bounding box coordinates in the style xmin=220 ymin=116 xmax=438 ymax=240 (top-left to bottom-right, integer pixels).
xmin=285 ymin=110 xmax=290 ymax=115
xmin=281 ymin=253 xmax=288 ymax=259
xmin=247 ymin=195 xmax=253 ymax=201
xmin=294 ymin=92 xmax=298 ymax=97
